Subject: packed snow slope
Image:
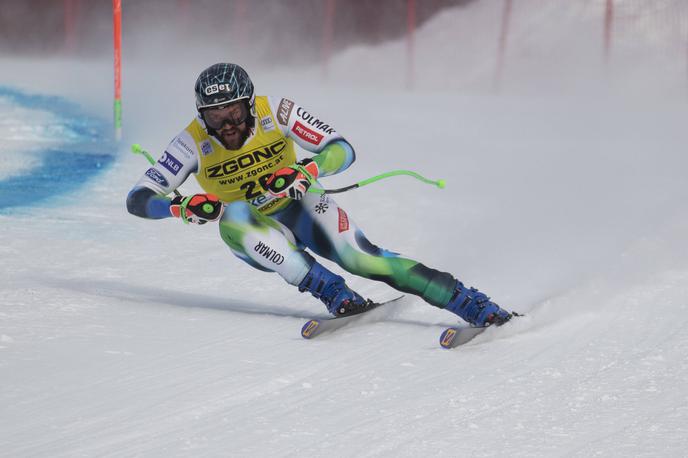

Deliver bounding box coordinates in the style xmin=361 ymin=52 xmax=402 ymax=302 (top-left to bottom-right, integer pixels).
xmin=2 ymin=1 xmax=688 ymax=456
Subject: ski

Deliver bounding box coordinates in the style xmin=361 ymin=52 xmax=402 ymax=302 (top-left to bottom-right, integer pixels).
xmin=439 ymin=312 xmax=524 ymax=349
xmin=439 ymin=326 xmax=487 ymax=349
xmin=301 ymin=295 xmax=404 ymax=339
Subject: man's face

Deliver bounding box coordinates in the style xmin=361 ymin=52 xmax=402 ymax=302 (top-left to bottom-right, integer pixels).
xmin=202 ymin=101 xmax=250 ymax=150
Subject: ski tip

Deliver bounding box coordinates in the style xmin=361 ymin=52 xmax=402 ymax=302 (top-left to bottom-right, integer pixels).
xmin=301 ymin=319 xmax=320 ymax=339
xmin=439 ymin=327 xmax=458 ymax=349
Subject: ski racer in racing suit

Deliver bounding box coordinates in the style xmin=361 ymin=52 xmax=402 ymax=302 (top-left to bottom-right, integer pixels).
xmin=126 ymin=63 xmax=512 ymax=326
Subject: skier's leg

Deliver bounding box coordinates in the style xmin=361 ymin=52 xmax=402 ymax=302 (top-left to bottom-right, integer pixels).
xmin=219 ymin=201 xmax=371 ymax=316
xmin=275 ymin=193 xmax=511 ymax=326
xmin=218 ymin=200 xmax=312 ymax=285
xmin=275 ymin=193 xmax=454 ymax=306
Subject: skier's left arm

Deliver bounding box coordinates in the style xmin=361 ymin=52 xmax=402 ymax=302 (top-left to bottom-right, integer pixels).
xmin=265 ymin=97 xmax=355 ymax=198
xmin=272 ymin=97 xmax=356 ymax=175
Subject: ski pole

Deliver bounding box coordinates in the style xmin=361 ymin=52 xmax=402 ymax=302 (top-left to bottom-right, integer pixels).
xmin=131 ymin=143 xmax=446 ymax=196
xmin=131 ymin=143 xmax=156 ymax=166
xmin=131 ymin=143 xmax=182 ymax=198
xmin=307 ymin=170 xmax=446 ymax=195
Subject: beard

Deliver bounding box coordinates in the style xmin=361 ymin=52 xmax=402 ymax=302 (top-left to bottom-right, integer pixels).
xmin=217 ymin=123 xmax=250 ymax=150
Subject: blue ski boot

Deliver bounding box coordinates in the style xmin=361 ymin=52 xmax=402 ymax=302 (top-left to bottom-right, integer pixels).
xmin=298 ymin=262 xmax=373 ymax=317
xmin=445 ymin=281 xmax=512 ymax=327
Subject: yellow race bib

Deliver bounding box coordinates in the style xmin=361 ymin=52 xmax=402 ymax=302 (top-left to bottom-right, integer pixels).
xmin=187 ymin=96 xmax=297 ymax=214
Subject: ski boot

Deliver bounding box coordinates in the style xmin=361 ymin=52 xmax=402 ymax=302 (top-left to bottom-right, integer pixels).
xmin=445 ymin=281 xmax=512 ymax=327
xmin=298 ymin=262 xmax=373 ymax=317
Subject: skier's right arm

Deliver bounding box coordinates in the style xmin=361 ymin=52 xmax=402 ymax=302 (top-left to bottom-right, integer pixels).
xmin=126 ymin=132 xmax=199 ymax=219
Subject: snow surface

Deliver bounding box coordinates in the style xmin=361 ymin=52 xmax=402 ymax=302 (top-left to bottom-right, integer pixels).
xmin=0 ymin=99 xmax=56 ymax=180
xmin=2 ymin=1 xmax=688 ymax=456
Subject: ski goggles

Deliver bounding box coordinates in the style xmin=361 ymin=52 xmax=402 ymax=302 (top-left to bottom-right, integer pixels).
xmin=202 ymin=101 xmax=250 ymax=130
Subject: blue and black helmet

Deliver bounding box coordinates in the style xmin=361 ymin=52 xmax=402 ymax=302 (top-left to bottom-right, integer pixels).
xmin=194 ymin=63 xmax=255 ymax=115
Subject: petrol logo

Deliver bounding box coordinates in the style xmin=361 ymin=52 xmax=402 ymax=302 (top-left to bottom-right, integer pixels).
xmin=292 ymin=121 xmax=323 ymax=145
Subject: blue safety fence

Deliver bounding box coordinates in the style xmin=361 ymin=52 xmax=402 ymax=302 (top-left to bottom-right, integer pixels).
xmin=0 ymin=86 xmax=116 ymax=211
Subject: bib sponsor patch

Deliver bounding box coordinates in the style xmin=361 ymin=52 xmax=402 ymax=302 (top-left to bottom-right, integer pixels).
xmin=201 ymin=140 xmax=213 ymax=156
xmin=145 ymin=168 xmax=169 ymax=187
xmin=277 ymin=98 xmax=294 ymax=125
xmin=292 ymin=121 xmax=323 ymax=145
xmin=174 ymin=137 xmax=194 ymax=158
xmin=254 ymin=241 xmax=285 ymax=265
xmin=158 ymin=151 xmax=183 ymax=175
xmin=260 ymin=115 xmax=275 ymax=132
xmin=338 ymin=208 xmax=350 ymax=233
xmin=296 ymin=107 xmax=335 ymax=134
xmin=205 ymin=139 xmax=287 ymax=180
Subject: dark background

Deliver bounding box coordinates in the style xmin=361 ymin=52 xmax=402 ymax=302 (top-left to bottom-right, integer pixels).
xmin=1 ymin=0 xmax=476 ymax=62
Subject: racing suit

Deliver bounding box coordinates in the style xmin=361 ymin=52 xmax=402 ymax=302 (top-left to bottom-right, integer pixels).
xmin=127 ymin=96 xmax=456 ymax=308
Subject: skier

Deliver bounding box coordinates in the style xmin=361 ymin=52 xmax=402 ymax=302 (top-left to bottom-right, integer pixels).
xmin=126 ymin=63 xmax=512 ymax=327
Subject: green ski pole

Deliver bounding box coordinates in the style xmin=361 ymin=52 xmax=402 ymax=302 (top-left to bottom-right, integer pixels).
xmin=307 ymin=170 xmax=446 ymax=195
xmin=132 ymin=143 xmax=445 ymax=197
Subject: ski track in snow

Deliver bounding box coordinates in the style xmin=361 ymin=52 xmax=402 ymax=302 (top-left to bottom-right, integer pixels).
xmin=2 ymin=1 xmax=688 ymax=456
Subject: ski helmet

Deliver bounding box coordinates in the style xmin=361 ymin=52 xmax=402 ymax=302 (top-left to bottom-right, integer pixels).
xmin=194 ymin=63 xmax=255 ymax=116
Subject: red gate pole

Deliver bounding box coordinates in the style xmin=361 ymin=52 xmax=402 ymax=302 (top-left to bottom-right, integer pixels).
xmin=113 ymin=0 xmax=122 ymax=142
xmin=494 ymin=0 xmax=513 ymax=91
xmin=406 ymin=0 xmax=416 ymax=89
xmin=604 ymin=0 xmax=614 ymax=64
xmin=63 ymin=0 xmax=79 ymax=54
xmin=322 ymin=0 xmax=336 ymax=80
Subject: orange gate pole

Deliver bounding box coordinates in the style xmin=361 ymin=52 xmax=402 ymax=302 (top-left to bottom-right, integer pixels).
xmin=113 ymin=0 xmax=122 ymax=141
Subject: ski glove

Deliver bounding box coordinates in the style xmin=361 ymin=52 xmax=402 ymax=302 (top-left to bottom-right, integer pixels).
xmin=170 ymin=193 xmax=223 ymax=225
xmin=266 ymin=159 xmax=319 ymax=200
